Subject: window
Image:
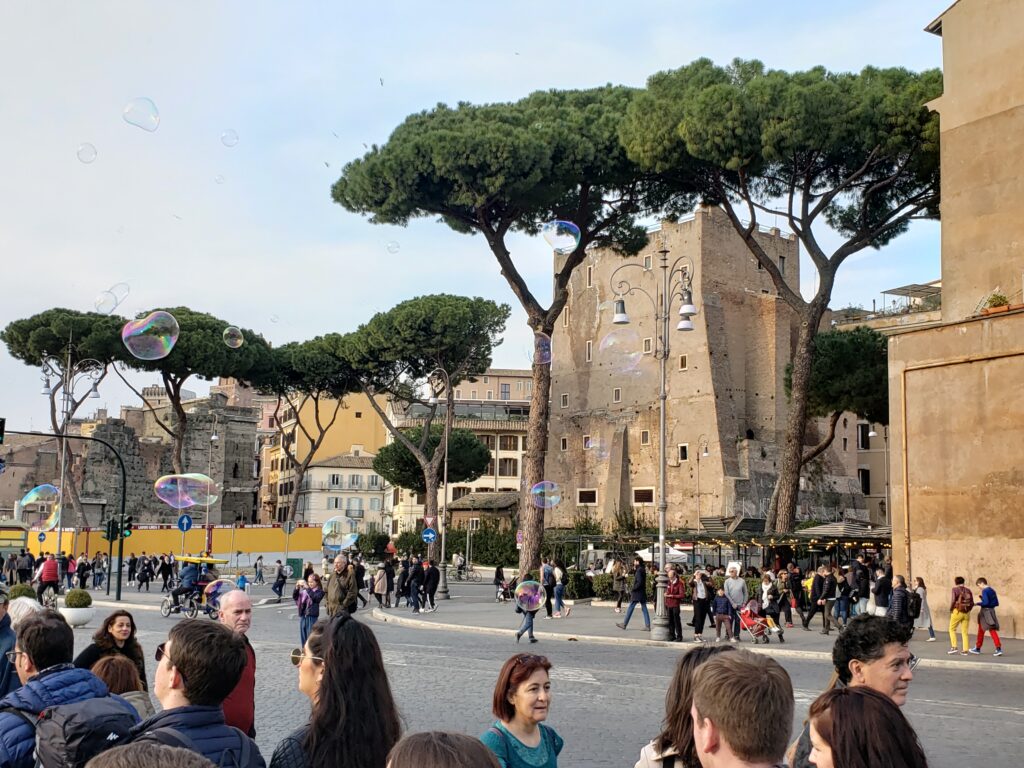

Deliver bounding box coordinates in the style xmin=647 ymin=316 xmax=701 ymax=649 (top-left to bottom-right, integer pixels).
xmin=500 ymin=383 xmax=510 ymax=400
xmin=577 ymin=489 xmax=598 ymax=505
xmin=483 ymin=376 xmax=489 ymax=383
xmin=329 ymin=474 xmax=342 ymax=487
xmin=563 ymin=309 xmax=570 ymax=327
xmin=679 ymin=354 xmax=688 ymax=371
xmin=633 ymin=488 xmax=654 ymax=504
xmin=471 ymin=390 xmax=477 ymax=399
xmin=586 ymin=340 xmax=592 ymax=362
xmin=678 ymin=444 xmax=689 ymax=462
xmin=469 ymin=518 xmax=481 ymax=531
xmin=346 ymin=498 xmax=364 ymax=517
xmin=328 ymin=497 xmax=342 ymax=510
xmin=641 ymin=429 xmax=650 ymax=445
xmin=452 ymin=487 xmax=471 ymax=500
xmin=480 ymin=434 xmax=495 ymax=450
xmin=643 ymin=337 xmax=653 ymax=354
xmin=560 ymin=437 xmax=568 ymax=451
xmin=842 ymin=437 xmax=848 ymax=452
xmin=485 ymin=459 xmax=495 ymax=476
xmin=779 ymin=256 xmax=786 ymax=275
xmin=355 ymin=412 xmax=362 ymax=419
xmin=643 ymin=254 xmax=652 ymax=270
xmin=560 ymin=393 xmax=569 ymax=408
xmin=586 ymin=265 xmax=593 ymax=287
xmin=348 ymin=474 xmax=361 ymax=488
xmin=858 ymin=468 xmax=871 ymax=495
xmin=757 ymin=260 xmax=764 ymax=270
xmin=370 ymin=498 xmax=381 ymax=511
xmin=526 ymin=381 xmax=532 ymax=394
xmin=392 ymin=488 xmax=400 ymax=505
xmin=613 ymin=387 xmax=621 ymax=403
xmin=857 ymin=424 xmax=871 ymax=450
xmin=516 ymin=381 xmax=523 ymax=391
xmin=415 ymin=492 xmax=426 ymax=505
xmin=499 ymin=435 xmax=518 ymax=451
xmin=498 ymin=458 xmax=518 ymax=476
xmin=583 ymin=434 xmax=592 ymax=449
xmin=486 ymin=390 xmax=493 ymax=400
xmin=522 ymin=435 xmax=527 ymax=451
xmin=456 ymin=389 xmax=463 ymax=399
xmin=368 ymin=474 xmax=380 ymax=489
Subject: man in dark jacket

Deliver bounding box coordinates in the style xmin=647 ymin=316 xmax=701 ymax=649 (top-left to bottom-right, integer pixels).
xmin=422 ymin=560 xmax=440 ymax=612
xmin=0 ymin=610 xmax=139 ymax=768
xmin=16 ymin=551 xmax=33 ymax=584
xmin=408 ymin=556 xmax=425 ymax=614
xmin=616 ymin=557 xmax=651 ymax=631
xmin=0 ymin=593 xmax=17 ymax=696
xmin=872 ymin=569 xmax=893 ymax=617
xmin=853 ymin=555 xmax=871 ymax=615
xmin=801 ymin=567 xmax=827 ymax=631
xmin=886 ymin=575 xmax=913 ymax=629
xmin=129 ymin=620 xmax=264 ymax=768
xmin=325 ymin=555 xmax=357 ymax=617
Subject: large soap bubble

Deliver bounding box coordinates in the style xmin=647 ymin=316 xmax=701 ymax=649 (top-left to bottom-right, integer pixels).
xmin=203 ymin=578 xmax=237 ymax=609
xmin=94 ymin=291 xmax=119 ymax=315
xmin=20 ymin=484 xmax=59 ymax=507
xmin=122 ymin=311 xmax=179 ymax=360
xmin=514 ymin=580 xmax=544 ymax=612
xmin=222 ymin=327 xmax=244 ymax=349
xmin=221 ymin=129 xmax=239 ymax=147
xmin=322 ymin=516 xmax=346 ymax=546
xmin=599 ymin=328 xmax=643 ymax=372
xmin=77 ymin=143 xmax=97 ymax=164
xmin=530 ymin=481 xmax=561 ymax=509
xmin=154 ymin=473 xmax=219 ymax=510
xmin=122 ymin=97 xmax=160 ymax=132
xmin=541 ymin=220 xmax=581 ymax=255
xmin=533 ymin=333 xmax=552 ymax=366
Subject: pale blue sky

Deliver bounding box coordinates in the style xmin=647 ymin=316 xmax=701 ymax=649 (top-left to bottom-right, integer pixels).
xmin=0 ymin=1 xmax=949 ymax=429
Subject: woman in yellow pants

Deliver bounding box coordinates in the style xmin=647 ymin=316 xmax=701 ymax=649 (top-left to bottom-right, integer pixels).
xmin=947 ymin=576 xmax=973 ymax=654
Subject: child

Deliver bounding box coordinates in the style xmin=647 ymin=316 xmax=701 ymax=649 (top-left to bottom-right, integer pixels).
xmin=970 ymin=577 xmax=1003 ymax=657
xmin=235 ymin=571 xmax=248 ymax=591
xmin=713 ymin=587 xmax=733 ymax=642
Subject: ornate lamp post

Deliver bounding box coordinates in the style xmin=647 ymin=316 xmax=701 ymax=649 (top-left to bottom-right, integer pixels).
xmin=610 ymin=246 xmax=698 ymax=641
xmin=427 ymin=367 xmax=453 ymax=599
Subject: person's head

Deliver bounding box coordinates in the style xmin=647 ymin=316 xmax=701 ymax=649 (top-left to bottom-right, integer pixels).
xmin=85 ymin=742 xmax=217 ymax=768
xmin=893 ymin=575 xmax=906 ymax=589
xmin=976 ymin=577 xmax=988 ymax=587
xmin=876 ymin=569 xmax=885 ymax=578
xmin=386 ymin=732 xmax=500 ymax=768
xmin=492 ymin=654 xmax=553 ymax=727
xmin=690 ymin=650 xmax=793 ymax=767
xmin=856 ymin=554 xmax=865 ymax=563
xmin=728 ymin=567 xmax=737 ymax=578
xmin=656 ymin=645 xmax=738 ymax=760
xmin=95 ymin=610 xmax=138 ymax=650
xmin=91 ymin=654 xmax=145 ymax=695
xmin=913 ymin=576 xmax=925 ymax=590
xmin=14 ymin=610 xmax=73 ymax=683
xmin=217 ymin=589 xmax=252 ymax=635
xmin=831 ymin=615 xmax=915 ymax=705
xmin=154 ymin=619 xmax=245 ymax=709
xmin=333 ymin=555 xmax=346 ymax=573
xmin=634 ymin=556 xmax=643 ymax=568
xmin=7 ymin=597 xmax=44 ymax=630
xmin=299 ymin=614 xmax=401 ymax=768
xmin=808 ymin=687 xmax=929 ymax=768
xmin=761 ymin=573 xmax=772 ymax=584
xmin=308 ymin=573 xmax=321 ymax=588
xmin=954 ymin=576 xmax=964 ymax=585
xmin=717 ymin=587 xmax=725 ymax=597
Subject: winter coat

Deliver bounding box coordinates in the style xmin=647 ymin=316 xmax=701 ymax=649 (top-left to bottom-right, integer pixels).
xmin=423 ymin=565 xmax=440 ymax=592
xmin=325 ymin=568 xmax=357 ymax=616
xmin=73 ymin=641 xmax=148 ymax=691
xmin=612 ymin=565 xmax=628 ymax=594
xmin=269 ymin=724 xmax=309 ymax=768
xmin=872 ymin=575 xmax=892 ymax=609
xmin=914 ymin=586 xmax=933 ymax=628
xmin=296 ymin=587 xmax=324 ymax=619
xmin=630 ymin=564 xmax=647 ymax=602
xmin=122 ymin=689 xmax=156 ymax=720
xmin=0 ymin=615 xmax=16 ymax=697
xmin=384 ymin=562 xmax=395 ymax=591
xmin=0 ymin=665 xmax=140 ymax=768
xmin=130 ymin=705 xmax=265 ymax=768
xmin=887 ymin=586 xmax=911 ymax=627
xmin=373 ymin=570 xmax=387 ymax=595
xmin=665 ymin=578 xmax=685 ymax=609
xmin=634 ymin=740 xmax=680 ymax=768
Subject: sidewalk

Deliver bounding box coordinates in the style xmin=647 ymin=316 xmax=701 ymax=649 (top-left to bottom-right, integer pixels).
xmin=371 ymin=589 xmax=1024 ymax=673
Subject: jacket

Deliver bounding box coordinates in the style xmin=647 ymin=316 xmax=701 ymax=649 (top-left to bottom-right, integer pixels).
xmin=296 ymin=588 xmax=324 ymax=619
xmin=422 ymin=565 xmax=440 ymax=592
xmin=73 ymin=641 xmax=148 ymax=691
xmin=409 ymin=563 xmax=425 ymax=585
xmin=179 ymin=564 xmax=199 ymax=589
xmin=873 ymin=575 xmax=892 ymax=609
xmin=122 ymin=690 xmax=156 ymax=720
xmin=854 ymin=562 xmax=870 ymax=597
xmin=130 ymin=705 xmax=265 ymax=768
xmin=634 ymin=740 xmax=679 ymax=768
xmin=0 ymin=664 xmax=140 ymax=768
xmin=269 ymin=724 xmax=309 ymax=768
xmin=325 ymin=568 xmax=356 ymax=616
xmin=38 ymin=559 xmax=58 ymax=582
xmin=821 ymin=574 xmax=838 ymax=601
xmin=0 ymin=615 xmax=16 ymax=697
xmin=712 ymin=595 xmax=732 ymax=616
xmin=978 ymin=586 xmax=999 ymax=609
xmin=631 ymin=565 xmax=647 ymax=601
xmin=665 ymin=579 xmax=685 ymax=608
xmin=373 ymin=570 xmax=388 ymax=595
xmin=222 ymin=635 xmax=256 ymax=737
xmin=810 ymin=574 xmax=826 ymax=603
xmin=886 ymin=586 xmax=911 ymax=626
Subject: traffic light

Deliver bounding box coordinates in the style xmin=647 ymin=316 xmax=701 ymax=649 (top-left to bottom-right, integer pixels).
xmin=122 ymin=516 xmax=133 ymax=538
xmin=101 ymin=519 xmax=115 ymax=541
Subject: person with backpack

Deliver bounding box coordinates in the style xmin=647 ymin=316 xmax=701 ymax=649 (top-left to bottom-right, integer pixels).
xmin=886 ymin=576 xmax=914 ymax=630
xmin=127 ymin=620 xmax=264 ymax=768
xmin=0 ymin=610 xmax=140 ymax=768
xmin=541 ymin=559 xmax=556 ymax=619
xmin=969 ymin=577 xmax=1003 ymax=657
xmin=552 ymin=561 xmax=571 ymax=619
xmin=947 ymin=575 xmax=974 ymax=655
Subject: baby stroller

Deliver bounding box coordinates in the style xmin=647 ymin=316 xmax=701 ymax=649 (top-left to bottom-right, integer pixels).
xmin=496 ymin=577 xmax=516 ymax=603
xmin=739 ymin=599 xmax=785 ymax=644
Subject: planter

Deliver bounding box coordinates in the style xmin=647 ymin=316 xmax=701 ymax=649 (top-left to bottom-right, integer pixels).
xmin=59 ymin=607 xmax=94 ymax=628
xmin=981 ymin=305 xmax=1009 ymax=315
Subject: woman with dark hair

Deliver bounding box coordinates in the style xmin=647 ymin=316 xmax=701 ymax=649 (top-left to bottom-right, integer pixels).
xmin=388 ymin=732 xmax=500 ymax=768
xmin=270 ymin=613 xmax=401 ymax=768
xmin=552 ymin=561 xmax=571 ymax=619
xmin=912 ymin=577 xmax=935 ymax=641
xmin=91 ymin=654 xmax=155 ymax=719
xmin=481 ymin=654 xmax=563 ymax=768
xmin=296 ymin=574 xmax=324 ymax=647
xmin=73 ymin=609 xmax=147 ymax=689
xmin=633 ymin=644 xmax=737 ymax=767
xmin=808 ymin=687 xmax=928 ymax=768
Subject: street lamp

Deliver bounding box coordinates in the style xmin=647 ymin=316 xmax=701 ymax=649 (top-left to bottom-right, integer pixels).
xmin=206 ymin=414 xmax=219 ymax=533
xmin=610 ymin=245 xmax=697 ymax=641
xmin=867 ymin=426 xmax=890 ymax=524
xmin=427 ymin=367 xmax=453 ymax=599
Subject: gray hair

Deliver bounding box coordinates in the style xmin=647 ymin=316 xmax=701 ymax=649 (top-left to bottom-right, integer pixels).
xmin=8 ymin=597 xmax=45 ymax=629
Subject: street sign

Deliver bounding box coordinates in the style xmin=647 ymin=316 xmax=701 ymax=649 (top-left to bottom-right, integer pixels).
xmin=423 ymin=516 xmax=436 ymax=528
xmin=421 ymin=527 xmax=437 ymax=544
xmin=283 ymin=520 xmax=297 ymax=535
xmin=37 ymin=532 xmax=46 ymax=543
xmin=177 ymin=514 xmax=193 ymax=533
xmin=516 ymin=529 xmax=524 ymax=544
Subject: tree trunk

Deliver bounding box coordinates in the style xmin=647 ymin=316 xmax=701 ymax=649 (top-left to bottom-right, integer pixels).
xmin=287 ymin=454 xmax=315 ymax=524
xmin=518 ymin=329 xmax=553 ymax=578
xmin=424 ymin=464 xmax=440 ymax=562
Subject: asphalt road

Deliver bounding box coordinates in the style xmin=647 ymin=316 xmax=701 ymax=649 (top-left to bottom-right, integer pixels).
xmin=74 ymin=588 xmax=1023 ymax=768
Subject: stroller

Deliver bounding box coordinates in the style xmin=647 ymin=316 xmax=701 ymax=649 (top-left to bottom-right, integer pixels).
xmin=496 ymin=576 xmax=517 ymax=603
xmin=739 ymin=599 xmax=785 ymax=644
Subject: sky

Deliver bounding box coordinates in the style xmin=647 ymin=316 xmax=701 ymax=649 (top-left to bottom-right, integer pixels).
xmin=0 ymin=1 xmax=950 ymax=431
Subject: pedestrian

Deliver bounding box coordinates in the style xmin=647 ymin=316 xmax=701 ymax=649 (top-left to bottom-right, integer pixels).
xmin=353 ymin=558 xmax=368 ymax=608
xmin=408 ymin=556 xmax=425 ymax=614
xmin=384 ymin=559 xmax=395 ymax=608
xmin=73 ymin=609 xmax=148 ymax=689
xmin=947 ymin=575 xmax=974 ymax=655
xmin=0 ymin=593 xmax=16 ymax=697
xmin=3 ymin=553 xmax=16 ymax=587
xmin=493 ymin=565 xmax=506 ymax=602
xmin=616 ymin=557 xmax=651 ymax=632
xmin=65 ymin=553 xmax=77 ymax=592
xmin=127 ymin=553 xmax=138 ymax=586
xmin=690 ymin=569 xmax=712 ymax=642
xmin=271 ymin=560 xmax=287 ymax=602
xmin=886 ymin=575 xmax=913 ymax=631
xmin=514 ymin=576 xmax=540 ymax=644
xmin=801 ymin=566 xmax=826 ymax=632
xmin=77 ymin=552 xmax=92 ymax=589
xmin=16 ymin=550 xmax=33 ymax=585
xmin=35 ymin=554 xmax=60 ymax=603
xmin=91 ymin=654 xmax=155 ymax=720
xmin=787 ymin=614 xmax=916 ymax=767
xmin=158 ymin=556 xmax=173 ymax=592
xmin=807 ymin=687 xmax=929 ymax=768
xmin=872 ymin=568 xmax=892 ymax=617
xmin=541 ymin=558 xmax=556 ymax=619
xmin=253 ymin=555 xmax=265 ymax=585
xmin=775 ymin=565 xmax=793 ymax=627
xmin=127 ymin=620 xmax=264 ymax=768
xmin=612 ymin=558 xmax=628 ymax=614
xmin=723 ymin=566 xmax=748 ymax=641
xmin=969 ymin=577 xmax=1003 ymax=657
xmin=388 ymin=732 xmax=501 ymax=768
xmin=788 ymin=563 xmax=807 ymax=625
xmin=712 ymin=587 xmax=733 ymax=642
xmin=136 ymin=557 xmax=153 ymax=592
xmin=481 ymin=654 xmax=563 ymax=767
xmin=853 ymin=556 xmax=870 ymax=616
xmin=270 ymin=614 xmax=401 ymax=768
xmin=835 ymin=566 xmax=853 ymax=628
xmin=633 ymin=645 xmax=737 ymax=767
xmin=218 ymin=590 xmax=256 ymax=737
xmin=665 ymin=567 xmax=685 ymax=642
xmin=395 ymin=560 xmax=409 ymax=608
xmin=911 ymin=576 xmax=936 ymax=642
xmin=422 ymin=559 xmax=440 ymax=612
xmin=372 ymin=565 xmax=387 ymax=608
xmin=324 ymin=556 xmax=357 ymax=618
xmin=296 ymin=574 xmax=324 ymax=647
xmin=552 ymin=560 xmax=570 ymax=619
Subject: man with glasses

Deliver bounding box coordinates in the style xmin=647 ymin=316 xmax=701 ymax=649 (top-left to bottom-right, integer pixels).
xmin=788 ymin=614 xmax=917 ymax=767
xmin=127 ymin=620 xmax=264 ymax=768
xmin=218 ymin=590 xmax=256 ymax=738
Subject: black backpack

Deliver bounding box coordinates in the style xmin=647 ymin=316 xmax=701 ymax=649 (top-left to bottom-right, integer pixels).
xmin=906 ymin=590 xmax=923 ymax=620
xmin=141 ymin=726 xmax=254 ymax=768
xmin=4 ymin=696 xmax=138 ymax=768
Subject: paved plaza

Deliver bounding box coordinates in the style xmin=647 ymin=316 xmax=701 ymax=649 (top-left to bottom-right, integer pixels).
xmin=70 ymin=580 xmax=1024 ymax=768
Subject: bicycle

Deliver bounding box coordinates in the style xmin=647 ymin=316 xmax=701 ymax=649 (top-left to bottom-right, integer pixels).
xmin=160 ymin=589 xmax=217 ymax=619
xmin=446 ymin=567 xmax=482 ymax=583
xmin=39 ymin=585 xmax=59 ymax=610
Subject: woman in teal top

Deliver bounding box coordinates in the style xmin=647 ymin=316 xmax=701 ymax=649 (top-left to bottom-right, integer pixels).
xmin=481 ymin=653 xmax=564 ymax=768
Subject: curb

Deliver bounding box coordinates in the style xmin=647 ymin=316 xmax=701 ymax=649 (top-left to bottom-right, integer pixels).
xmin=92 ymin=599 xmax=163 ymax=613
xmin=368 ymin=609 xmax=1024 ymax=672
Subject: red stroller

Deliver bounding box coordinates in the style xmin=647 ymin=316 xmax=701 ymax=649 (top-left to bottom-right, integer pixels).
xmin=739 ymin=599 xmax=785 ymax=643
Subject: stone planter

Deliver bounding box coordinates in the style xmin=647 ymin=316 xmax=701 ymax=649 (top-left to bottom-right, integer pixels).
xmin=59 ymin=607 xmax=94 ymax=628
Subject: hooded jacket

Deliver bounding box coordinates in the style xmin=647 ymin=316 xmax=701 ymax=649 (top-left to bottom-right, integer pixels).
xmin=130 ymin=705 xmax=265 ymax=768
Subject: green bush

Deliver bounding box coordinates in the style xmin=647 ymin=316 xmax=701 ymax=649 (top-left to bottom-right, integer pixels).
xmin=394 ymin=530 xmax=426 ymax=558
xmin=592 ymin=573 xmax=614 ymax=600
xmin=8 ymin=584 xmax=37 ymax=601
xmin=457 ymin=521 xmax=518 ymax=568
xmin=63 ymin=588 xmax=92 ymax=608
xmin=564 ymin=571 xmax=593 ymax=600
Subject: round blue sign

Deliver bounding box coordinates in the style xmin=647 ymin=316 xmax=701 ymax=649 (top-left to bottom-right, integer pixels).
xmin=421 ymin=527 xmax=437 ymax=544
xmin=177 ymin=514 xmax=193 ymax=533
xmin=37 ymin=532 xmax=46 ymax=542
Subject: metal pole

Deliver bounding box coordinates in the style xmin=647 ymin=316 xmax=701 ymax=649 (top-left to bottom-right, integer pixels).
xmin=55 ymin=342 xmax=72 ymax=564
xmin=116 ymin=510 xmax=125 ymax=602
xmin=106 ymin=527 xmax=114 ymax=596
xmin=438 ymin=377 xmax=452 ymax=599
xmin=652 ymin=250 xmax=670 ymax=641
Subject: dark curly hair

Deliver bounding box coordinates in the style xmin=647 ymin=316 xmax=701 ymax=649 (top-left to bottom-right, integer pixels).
xmin=93 ymin=610 xmax=145 ymax=669
xmin=832 ymin=614 xmax=913 ymax=685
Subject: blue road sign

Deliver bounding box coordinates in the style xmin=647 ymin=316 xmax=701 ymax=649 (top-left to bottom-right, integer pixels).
xmin=177 ymin=514 xmax=193 ymax=533
xmin=37 ymin=532 xmax=46 ymax=543
xmin=421 ymin=527 xmax=437 ymax=544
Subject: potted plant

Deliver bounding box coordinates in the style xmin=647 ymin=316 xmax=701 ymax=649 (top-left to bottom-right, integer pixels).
xmin=982 ymin=293 xmax=1010 ymax=315
xmin=60 ymin=588 xmax=94 ymax=627
xmin=7 ymin=584 xmax=37 ymax=601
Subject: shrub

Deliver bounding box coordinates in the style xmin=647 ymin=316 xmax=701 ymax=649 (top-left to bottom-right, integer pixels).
xmin=987 ymin=293 xmax=1009 ymax=308
xmin=63 ymin=588 xmax=92 ymax=608
xmin=8 ymin=584 xmax=37 ymax=601
xmin=592 ymin=573 xmax=614 ymax=600
xmin=394 ymin=530 xmax=426 ymax=558
xmin=564 ymin=571 xmax=594 ymax=600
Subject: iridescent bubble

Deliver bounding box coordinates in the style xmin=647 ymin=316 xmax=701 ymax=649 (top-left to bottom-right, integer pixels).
xmin=154 ymin=473 xmax=219 ymax=510
xmin=203 ymin=578 xmax=237 ymax=609
xmin=269 ymin=315 xmax=280 ymax=324
xmin=94 ymin=291 xmax=119 ymax=315
xmin=179 ymin=473 xmax=219 ymax=506
xmin=214 ymin=175 xmax=225 ymax=185
xmin=534 ymin=333 xmax=552 ymax=366
xmin=77 ymin=143 xmax=97 ymax=164
xmin=40 ymin=506 xmax=60 ymax=532
xmin=385 ymin=241 xmax=401 ymax=254
xmin=108 ymin=282 xmax=130 ymax=304
xmin=122 ymin=311 xmax=179 ymax=360
xmin=340 ymin=533 xmax=360 ymax=550
xmin=223 ymin=326 xmax=244 ymax=349
xmin=599 ymin=328 xmax=643 ymax=372
xmin=514 ymin=580 xmax=544 ymax=612
xmin=530 ymin=480 xmax=561 ymax=509
xmin=122 ymin=97 xmax=160 ymax=132
xmin=322 ymin=516 xmax=346 ymax=547
xmin=20 ymin=484 xmax=59 ymax=507
xmin=221 ymin=129 xmax=239 ymax=147
xmin=541 ymin=220 xmax=581 ymax=255
xmin=589 ymin=437 xmax=611 ymax=460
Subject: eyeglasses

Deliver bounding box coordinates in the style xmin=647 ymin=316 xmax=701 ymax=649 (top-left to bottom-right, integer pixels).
xmin=155 ymin=643 xmax=188 ymax=683
xmin=290 ymin=648 xmax=324 ymax=666
xmin=514 ymin=653 xmax=547 ymax=666
xmin=4 ymin=650 xmax=23 ymax=665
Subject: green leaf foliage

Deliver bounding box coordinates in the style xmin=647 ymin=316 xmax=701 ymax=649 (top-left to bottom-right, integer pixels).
xmin=63 ymin=588 xmax=93 ymax=608
xmin=7 ymin=584 xmax=37 ymax=601
xmin=372 ymin=425 xmax=492 ymax=494
xmin=257 ymin=336 xmax=357 ymax=399
xmin=2 ymin=309 xmax=126 ymax=367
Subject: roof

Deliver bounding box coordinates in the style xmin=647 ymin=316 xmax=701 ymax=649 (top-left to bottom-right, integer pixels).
xmin=797 ymin=521 xmax=892 ymax=539
xmin=309 ymin=454 xmax=376 ymax=469
xmin=883 ymin=282 xmax=942 ymax=300
xmin=925 ymin=0 xmax=961 ymax=35
xmin=448 ymin=491 xmax=519 ymax=511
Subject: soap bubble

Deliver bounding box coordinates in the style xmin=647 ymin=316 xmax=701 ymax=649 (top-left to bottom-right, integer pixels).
xmin=530 ymin=480 xmax=561 ymax=509
xmin=203 ymin=579 xmax=237 ymax=609
xmin=269 ymin=315 xmax=280 ymax=324
xmin=340 ymin=533 xmax=359 ymax=550
xmin=599 ymin=328 xmax=643 ymax=372
xmin=588 ymin=437 xmax=611 ymax=460
xmin=154 ymin=473 xmax=219 ymax=510
xmin=541 ymin=220 xmax=581 ymax=255
xmin=21 ymin=484 xmax=59 ymax=507
xmin=108 ymin=283 xmax=130 ymax=304
xmin=94 ymin=291 xmax=119 ymax=315
xmin=385 ymin=241 xmax=400 ymax=254
xmin=214 ymin=175 xmax=225 ymax=184
xmin=533 ymin=333 xmax=552 ymax=365
xmin=223 ymin=326 xmax=244 ymax=349
xmin=177 ymin=473 xmax=219 ymax=506
xmin=77 ymin=143 xmax=97 ymax=164
xmin=221 ymin=129 xmax=239 ymax=147
xmin=40 ymin=506 xmax=61 ymax=532
xmin=514 ymin=580 xmax=544 ymax=612
xmin=122 ymin=97 xmax=160 ymax=132
xmin=122 ymin=311 xmax=179 ymax=360
xmin=322 ymin=516 xmax=346 ymax=546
